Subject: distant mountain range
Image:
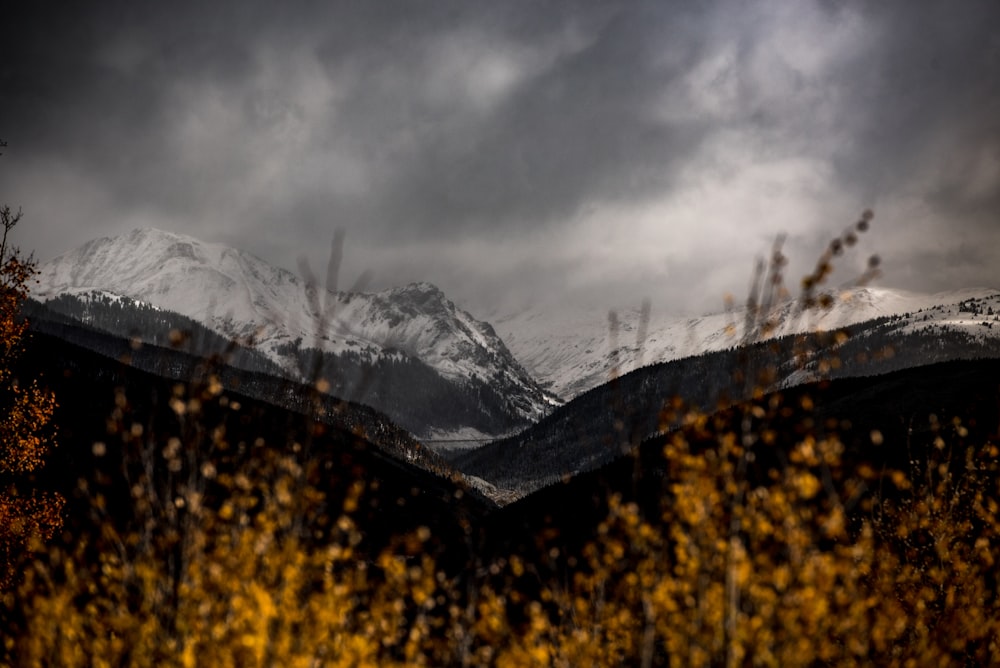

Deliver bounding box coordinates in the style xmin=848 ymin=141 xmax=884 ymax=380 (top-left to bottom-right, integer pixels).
xmin=32 ymin=228 xmax=556 ymax=443
xmin=29 ymin=227 xmax=1000 ymax=504
xmin=492 ymin=286 xmax=1000 ymax=399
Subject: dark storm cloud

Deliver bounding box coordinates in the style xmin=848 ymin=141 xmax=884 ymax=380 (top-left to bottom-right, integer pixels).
xmin=830 ymin=3 xmax=1000 ymax=201
xmin=1 ymin=1 xmax=998 ymax=315
xmin=320 ymin=3 xmax=714 ymax=241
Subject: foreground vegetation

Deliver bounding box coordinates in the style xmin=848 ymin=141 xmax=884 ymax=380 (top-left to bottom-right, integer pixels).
xmin=4 ymin=354 xmax=1000 ymax=666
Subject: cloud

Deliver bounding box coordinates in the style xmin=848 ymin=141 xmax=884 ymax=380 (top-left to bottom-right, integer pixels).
xmin=1 ymin=1 xmax=998 ymax=317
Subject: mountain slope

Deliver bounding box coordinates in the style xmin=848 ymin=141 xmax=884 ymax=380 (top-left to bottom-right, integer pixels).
xmin=17 ymin=326 xmax=496 ymax=569
xmin=494 ymin=286 xmax=1000 ymax=400
xmin=34 ymin=228 xmax=556 ymax=440
xmin=480 ymin=357 xmax=1000 ymax=560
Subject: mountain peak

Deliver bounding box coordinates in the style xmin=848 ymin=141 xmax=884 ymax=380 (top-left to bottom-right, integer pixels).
xmin=124 ymin=226 xmax=189 ymax=241
xmin=394 ymin=281 xmax=444 ymax=296
xmin=102 ymin=227 xmax=207 ymax=252
xmin=384 ymin=282 xmax=451 ymax=314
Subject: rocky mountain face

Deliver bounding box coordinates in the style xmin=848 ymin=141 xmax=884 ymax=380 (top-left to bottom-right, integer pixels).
xmin=33 ymin=228 xmax=557 ymax=442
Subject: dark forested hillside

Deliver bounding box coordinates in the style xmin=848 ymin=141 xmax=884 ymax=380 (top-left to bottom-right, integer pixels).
xmin=475 ymin=357 xmax=1000 ymax=566
xmin=25 ymin=295 xmax=286 ymax=377
xmin=16 ymin=325 xmax=470 ymax=499
xmin=457 ymin=318 xmax=1000 ymax=499
xmin=276 ymin=341 xmax=537 ymax=437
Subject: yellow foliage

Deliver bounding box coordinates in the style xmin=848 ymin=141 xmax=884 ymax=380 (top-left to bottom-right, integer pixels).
xmin=5 ymin=390 xmax=1000 ymax=666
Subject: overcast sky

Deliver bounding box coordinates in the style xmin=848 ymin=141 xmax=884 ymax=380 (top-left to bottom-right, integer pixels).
xmin=1 ymin=1 xmax=998 ymax=316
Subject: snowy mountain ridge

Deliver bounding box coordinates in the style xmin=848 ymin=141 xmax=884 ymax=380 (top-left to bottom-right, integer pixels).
xmin=34 ymin=228 xmax=557 ymax=438
xmin=493 ymin=286 xmax=1000 ymax=400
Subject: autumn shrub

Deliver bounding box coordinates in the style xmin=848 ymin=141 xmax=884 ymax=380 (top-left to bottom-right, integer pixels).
xmin=0 ymin=203 xmax=62 ymax=593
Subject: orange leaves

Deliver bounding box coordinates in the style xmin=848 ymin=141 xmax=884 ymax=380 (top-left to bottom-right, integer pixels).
xmin=0 ymin=215 xmax=63 ymax=591
xmin=0 ymin=493 xmax=64 ymax=549
xmin=0 ymin=378 xmax=56 ymax=474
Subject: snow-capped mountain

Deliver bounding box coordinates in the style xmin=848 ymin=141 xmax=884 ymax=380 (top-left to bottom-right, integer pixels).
xmin=494 ymin=286 xmax=1000 ymax=400
xmin=34 ymin=228 xmax=557 ymax=440
xmin=779 ymin=289 xmax=1000 ymax=387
